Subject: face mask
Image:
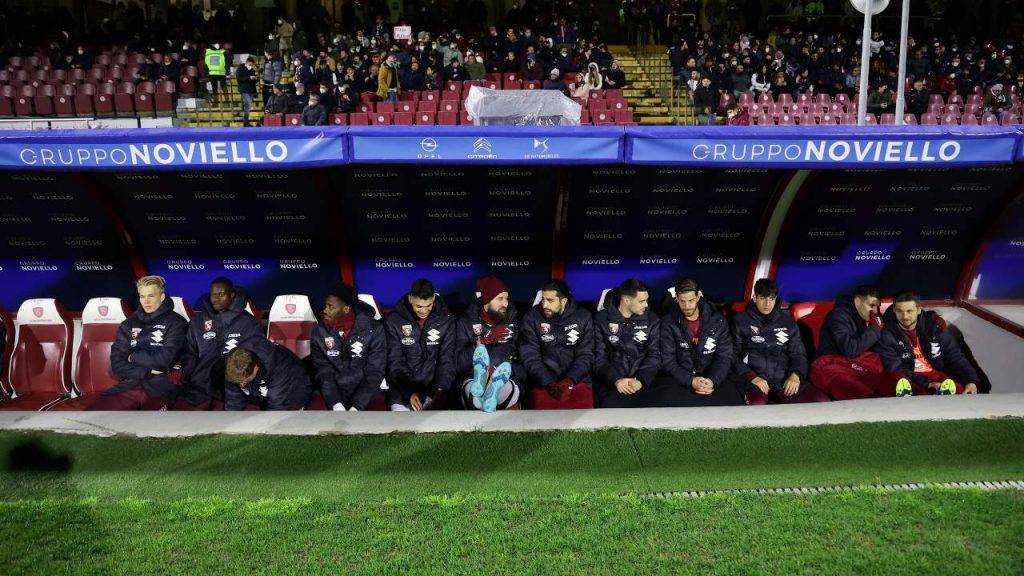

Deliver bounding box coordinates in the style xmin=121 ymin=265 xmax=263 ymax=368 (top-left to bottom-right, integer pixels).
xmin=320 ymin=89 xmax=327 ymax=94
xmin=213 ymin=44 xmax=220 ymax=49
xmin=268 ymin=35 xmax=274 ymax=40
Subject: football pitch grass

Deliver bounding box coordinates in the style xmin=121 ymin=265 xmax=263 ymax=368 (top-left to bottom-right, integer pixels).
xmin=1 ymin=418 xmax=1022 ymax=575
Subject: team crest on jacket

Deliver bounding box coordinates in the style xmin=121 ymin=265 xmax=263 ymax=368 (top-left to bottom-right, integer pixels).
xmin=540 ymin=323 xmax=550 ymax=334
xmin=608 ymin=323 xmax=619 ymax=334
xmin=750 ymin=325 xmax=765 ymax=343
xmin=401 ymin=324 xmax=413 ymax=337
xmin=131 ymin=328 xmax=142 ymax=338
xmin=325 ymin=336 xmax=335 ymax=350
xmin=472 ymin=323 xmax=483 ymax=335
xmin=204 ymin=320 xmax=214 ymax=332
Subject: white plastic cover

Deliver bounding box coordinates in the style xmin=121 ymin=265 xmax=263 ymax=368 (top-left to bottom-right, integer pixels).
xmin=463 ymin=86 xmax=582 ymax=126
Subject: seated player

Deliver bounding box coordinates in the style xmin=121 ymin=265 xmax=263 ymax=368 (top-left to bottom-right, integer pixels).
xmin=219 ymin=338 xmax=312 ymax=410
xmin=384 ymin=278 xmax=456 ymax=411
xmin=657 ymin=278 xmax=742 ymax=407
xmin=730 ymin=278 xmax=830 ymax=405
xmin=593 ymin=279 xmax=665 ymax=408
xmin=519 ymin=280 xmax=595 ymax=409
xmin=310 ymin=283 xmax=386 ymax=411
xmin=455 ymin=276 xmax=523 ymax=412
xmin=878 ymin=290 xmax=980 ymax=395
xmin=810 ymin=285 xmax=896 ymax=400
xmin=175 ymin=277 xmax=262 ymax=410
xmin=88 ymin=275 xmax=187 ymax=410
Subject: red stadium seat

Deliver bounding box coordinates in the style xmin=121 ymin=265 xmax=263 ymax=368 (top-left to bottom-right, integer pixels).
xmin=263 ymin=113 xmax=283 ymax=126
xmin=947 ymin=93 xmax=964 ymax=107
xmin=940 ymin=114 xmax=959 ymax=125
xmin=564 ymin=72 xmax=578 ymax=85
xmin=392 ymin=112 xmax=413 ymax=125
xmin=400 ymin=90 xmax=419 ymax=101
xmin=441 ymin=89 xmax=461 ymax=101
xmin=463 ymin=80 xmax=483 ymax=91
xmin=778 ymin=113 xmax=796 ymax=125
xmin=154 ymin=81 xmax=176 ymax=115
xmin=0 ymin=85 xmax=15 ymax=117
xmin=484 ymin=79 xmax=500 ymax=90
xmin=395 ymin=101 xmax=414 ymax=114
xmin=961 ymin=114 xmax=979 ymax=125
xmin=134 ymin=81 xmax=156 ymax=116
xmin=14 ymin=85 xmax=34 ymax=116
xmin=421 ymin=90 xmax=440 ymax=102
xmin=359 ymin=91 xmax=375 ymax=103
xmin=329 ymin=113 xmax=348 ymax=125
xmin=376 ymin=102 xmax=395 ymax=115
xmin=928 ymin=94 xmax=944 ymax=108
xmin=981 ymin=113 xmax=999 ymax=125
xmin=502 ymin=73 xmax=519 ymax=87
xmin=114 ymin=81 xmax=135 ymax=116
xmin=921 ymin=113 xmax=938 ymax=125
xmin=67 ymin=297 xmax=132 ymax=404
xmin=370 ymin=112 xmax=392 ymax=125
xmin=799 ymin=113 xmax=816 ymax=125
xmin=879 ymin=113 xmax=896 ymax=125
xmin=790 ymin=301 xmax=833 ymax=353
xmin=1002 ymin=113 xmax=1022 ymax=125
xmin=31 ymin=84 xmax=55 ymax=117
xmin=1 ymin=299 xmax=75 ymax=411
xmin=349 ymin=112 xmax=369 ymax=125
xmin=74 ymin=82 xmax=96 ymax=116
xmin=49 ymin=69 xmax=67 ymax=84
xmin=592 ymin=110 xmax=613 ymax=125
xmin=486 ymin=73 xmax=501 ymax=83
xmin=523 ymin=80 xmax=540 ymax=90
xmin=580 ymin=110 xmax=590 ymax=124
xmin=903 ymin=113 xmax=918 ymax=125
xmin=459 ymin=110 xmax=473 ymax=125
xmin=415 ymin=111 xmax=436 ymax=125
xmin=614 ymin=109 xmax=635 ymax=125
xmin=605 ymin=89 xmax=623 ymax=100
xmin=503 ymin=79 xmax=522 ymax=90
xmin=590 ymin=99 xmax=607 ymax=111
xmin=444 ymin=81 xmax=462 ymax=96
xmin=267 ymin=295 xmax=317 ymax=359
xmin=356 ymin=102 xmax=374 ymax=114
xmin=284 ymin=113 xmax=302 ymax=126
xmin=54 ymin=84 xmax=75 ymax=116
xmin=417 ymin=100 xmax=438 ymax=112
xmin=0 ymin=306 xmax=13 ymax=399
xmin=437 ymin=111 xmax=457 ymax=125
xmin=718 ymin=93 xmax=734 ymax=113
xmin=439 ymin=100 xmax=458 ymax=113
xmin=815 ymin=93 xmax=832 ymax=106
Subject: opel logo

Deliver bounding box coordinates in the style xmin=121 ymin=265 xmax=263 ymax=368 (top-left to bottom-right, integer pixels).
xmin=420 ymin=138 xmax=438 ymax=152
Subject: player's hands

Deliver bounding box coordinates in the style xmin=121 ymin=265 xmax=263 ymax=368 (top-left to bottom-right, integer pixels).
xmin=479 ymin=325 xmax=511 ymax=345
xmin=751 ymin=377 xmax=770 ymax=395
xmin=868 ymin=311 xmax=884 ymax=331
xmin=964 ymin=383 xmax=978 ymax=394
xmin=615 ymin=378 xmax=641 ymax=395
xmin=692 ymin=376 xmax=714 ymax=395
xmin=783 ymin=374 xmax=801 ymax=397
xmin=409 ymin=392 xmax=423 ymax=411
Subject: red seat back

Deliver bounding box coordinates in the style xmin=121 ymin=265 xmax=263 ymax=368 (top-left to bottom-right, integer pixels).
xmin=9 ymin=299 xmax=73 ymax=401
xmin=0 ymin=307 xmax=13 ymax=395
xmin=75 ymin=297 xmax=131 ymax=396
xmin=266 ymin=295 xmax=317 ymax=359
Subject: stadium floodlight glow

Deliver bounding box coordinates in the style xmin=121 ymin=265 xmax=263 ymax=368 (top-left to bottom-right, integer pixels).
xmin=851 ymin=0 xmax=891 ymax=126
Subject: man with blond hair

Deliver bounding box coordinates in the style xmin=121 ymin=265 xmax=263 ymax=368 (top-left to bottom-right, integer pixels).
xmin=88 ymin=276 xmax=188 ymax=410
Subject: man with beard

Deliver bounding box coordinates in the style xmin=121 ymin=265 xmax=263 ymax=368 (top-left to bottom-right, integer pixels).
xmin=174 ymin=277 xmax=262 ymax=410
xmin=878 ymin=290 xmax=981 ymax=396
xmin=220 ymin=338 xmax=312 ymax=411
xmin=658 ymin=278 xmax=742 ymax=407
xmin=455 ymin=276 xmax=522 ymax=412
xmin=810 ymin=285 xmax=897 ymax=400
xmin=385 ymin=279 xmax=456 ymax=411
xmin=310 ymin=283 xmax=386 ymax=411
xmin=593 ymin=279 xmax=665 ymax=408
xmin=87 ymin=276 xmax=187 ymax=410
xmin=519 ymin=280 xmax=595 ymax=409
xmin=730 ymin=279 xmax=830 ymax=405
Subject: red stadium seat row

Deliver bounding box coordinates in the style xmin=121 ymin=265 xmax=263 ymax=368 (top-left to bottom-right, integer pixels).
xmin=264 ymin=108 xmax=635 ymax=126
xmin=351 ymin=96 xmax=630 ymax=115
xmin=0 ymin=81 xmax=177 ymax=118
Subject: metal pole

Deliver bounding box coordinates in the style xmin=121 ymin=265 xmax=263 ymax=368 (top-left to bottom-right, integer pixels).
xmin=894 ymin=0 xmax=911 ymax=125
xmin=857 ymin=3 xmax=872 ymax=125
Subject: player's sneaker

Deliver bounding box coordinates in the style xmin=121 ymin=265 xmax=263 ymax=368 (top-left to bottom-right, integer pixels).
xmin=471 ymin=345 xmax=490 ymax=399
xmin=937 ymin=379 xmax=957 ymax=396
xmin=895 ymin=378 xmax=913 ymax=397
xmin=482 ymin=362 xmax=512 ymax=413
